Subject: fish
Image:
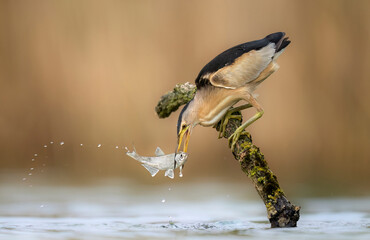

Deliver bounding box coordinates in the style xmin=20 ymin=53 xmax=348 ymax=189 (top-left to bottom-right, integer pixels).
xmin=125 ymin=147 xmax=188 ymax=179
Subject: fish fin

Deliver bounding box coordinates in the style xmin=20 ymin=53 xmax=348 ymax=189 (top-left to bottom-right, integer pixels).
xmin=142 ymin=164 xmax=159 ymax=177
xmin=126 ymin=146 xmax=140 ymax=159
xmin=165 ymin=169 xmax=174 ymax=179
xmin=155 ymin=147 xmax=165 ymax=156
xmin=132 ymin=145 xmax=137 ymax=154
xmin=126 ymin=150 xmax=139 ymax=160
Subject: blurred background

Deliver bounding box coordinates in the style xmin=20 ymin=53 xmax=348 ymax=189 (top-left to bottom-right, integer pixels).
xmin=0 ymin=0 xmax=369 ymax=196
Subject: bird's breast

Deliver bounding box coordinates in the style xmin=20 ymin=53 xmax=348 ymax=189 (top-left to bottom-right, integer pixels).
xmin=197 ymin=87 xmax=243 ymax=126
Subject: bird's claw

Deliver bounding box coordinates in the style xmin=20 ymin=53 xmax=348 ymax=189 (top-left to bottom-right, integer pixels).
xmin=228 ymin=130 xmax=249 ymax=151
xmin=228 ymin=131 xmax=241 ymax=151
xmin=218 ymin=112 xmax=242 ymax=138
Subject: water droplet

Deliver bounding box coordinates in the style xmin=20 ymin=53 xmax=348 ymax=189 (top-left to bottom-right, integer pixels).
xmin=168 ymin=188 xmax=171 ymax=191
xmin=28 ymin=173 xmax=32 ymax=176
xmin=97 ymin=144 xmax=101 ymax=148
xmin=50 ymin=141 xmax=54 ymax=144
xmin=80 ymin=144 xmax=83 ymax=146
xmin=41 ymin=170 xmax=44 ymax=173
xmin=42 ymin=164 xmax=46 ymax=167
xmin=115 ymin=146 xmax=119 ymax=149
xmin=43 ymin=145 xmax=47 ymax=148
xmin=40 ymin=205 xmax=44 ymax=208
xmin=29 ymin=185 xmax=32 ymax=188
xmin=124 ymin=147 xmax=128 ymax=151
xmin=179 ymin=166 xmax=183 ymax=177
xmin=60 ymin=141 xmax=64 ymax=145
xmin=22 ymin=178 xmax=26 ymax=181
xmin=31 ymin=158 xmax=35 ymax=162
xmin=30 ymin=168 xmax=34 ymax=171
xmin=34 ymin=154 xmax=38 ymax=157
xmin=161 ymin=199 xmax=166 ymax=203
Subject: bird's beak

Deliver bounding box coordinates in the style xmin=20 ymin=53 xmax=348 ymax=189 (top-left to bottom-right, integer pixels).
xmin=177 ymin=125 xmax=191 ymax=153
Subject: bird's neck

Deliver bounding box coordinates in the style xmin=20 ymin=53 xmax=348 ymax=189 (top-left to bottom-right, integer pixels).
xmin=183 ymin=98 xmax=201 ymax=127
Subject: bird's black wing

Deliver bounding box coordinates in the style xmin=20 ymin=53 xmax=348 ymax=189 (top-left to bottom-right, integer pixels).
xmin=195 ymin=32 xmax=289 ymax=89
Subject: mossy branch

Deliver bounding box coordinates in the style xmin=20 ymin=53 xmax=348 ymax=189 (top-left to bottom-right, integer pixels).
xmin=155 ymin=82 xmax=197 ymax=118
xmin=155 ymin=82 xmax=300 ymax=228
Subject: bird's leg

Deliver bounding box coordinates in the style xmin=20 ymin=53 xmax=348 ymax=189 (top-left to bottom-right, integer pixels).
xmin=217 ymin=104 xmax=252 ymax=138
xmin=228 ymin=97 xmax=264 ymax=151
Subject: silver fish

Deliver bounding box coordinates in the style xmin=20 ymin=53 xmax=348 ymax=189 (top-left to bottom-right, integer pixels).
xmin=125 ymin=147 xmax=188 ymax=179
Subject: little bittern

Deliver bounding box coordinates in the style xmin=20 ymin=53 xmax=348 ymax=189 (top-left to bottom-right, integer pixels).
xmin=176 ymin=32 xmax=290 ymax=154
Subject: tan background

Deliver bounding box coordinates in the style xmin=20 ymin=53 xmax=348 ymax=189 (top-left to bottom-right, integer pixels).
xmin=0 ymin=0 xmax=369 ymax=194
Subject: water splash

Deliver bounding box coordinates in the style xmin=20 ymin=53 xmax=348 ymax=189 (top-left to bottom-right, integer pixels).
xmin=168 ymin=216 xmax=174 ymax=225
xmin=60 ymin=142 xmax=64 ymax=146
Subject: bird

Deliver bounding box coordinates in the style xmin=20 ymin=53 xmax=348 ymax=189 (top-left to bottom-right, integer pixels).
xmin=176 ymin=32 xmax=290 ymax=155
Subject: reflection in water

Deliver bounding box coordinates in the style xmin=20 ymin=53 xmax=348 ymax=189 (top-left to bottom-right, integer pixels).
xmin=0 ymin=176 xmax=369 ymax=240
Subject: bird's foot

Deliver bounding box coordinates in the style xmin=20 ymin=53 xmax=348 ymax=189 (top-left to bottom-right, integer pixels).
xmin=218 ymin=111 xmax=242 ymax=138
xmin=228 ymin=130 xmax=250 ymax=151
xmin=228 ymin=110 xmax=264 ymax=150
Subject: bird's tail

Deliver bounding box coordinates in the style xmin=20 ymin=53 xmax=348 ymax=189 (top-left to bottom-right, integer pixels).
xmin=265 ymin=32 xmax=291 ymax=53
xmin=276 ymin=36 xmax=290 ymax=53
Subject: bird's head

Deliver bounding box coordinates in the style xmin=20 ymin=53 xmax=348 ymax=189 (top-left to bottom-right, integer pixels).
xmin=177 ymin=122 xmax=192 ymax=153
xmin=176 ymin=100 xmax=197 ymax=154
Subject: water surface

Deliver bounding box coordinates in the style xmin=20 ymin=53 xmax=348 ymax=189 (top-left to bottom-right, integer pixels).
xmin=0 ymin=178 xmax=369 ymax=240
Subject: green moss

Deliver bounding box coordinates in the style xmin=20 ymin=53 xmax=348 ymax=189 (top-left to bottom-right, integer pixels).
xmin=249 ymin=146 xmax=258 ymax=155
xmin=240 ymin=142 xmax=252 ymax=150
xmin=267 ymin=189 xmax=283 ymax=201
xmin=248 ymin=163 xmax=284 ymax=207
xmin=249 ymin=166 xmax=267 ymax=177
xmin=248 ymin=145 xmax=265 ymax=161
xmin=257 ymin=176 xmax=265 ymax=183
xmin=266 ymin=201 xmax=274 ymax=212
